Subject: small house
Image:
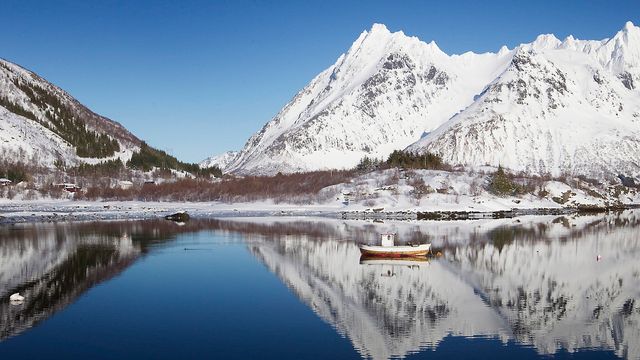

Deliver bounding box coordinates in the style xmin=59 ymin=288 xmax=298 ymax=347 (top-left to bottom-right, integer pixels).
xmin=340 ymin=192 xmax=352 ymax=205
xmin=0 ymin=178 xmax=12 ymax=186
xmin=63 ymin=183 xmax=81 ymax=193
xmin=119 ymin=180 xmax=133 ymax=190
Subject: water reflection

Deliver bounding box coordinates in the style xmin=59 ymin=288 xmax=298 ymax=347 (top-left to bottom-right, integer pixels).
xmin=0 ymin=212 xmax=638 ymax=359
xmin=0 ymin=220 xmax=210 ymax=341
xmin=235 ymin=213 xmax=640 ymax=359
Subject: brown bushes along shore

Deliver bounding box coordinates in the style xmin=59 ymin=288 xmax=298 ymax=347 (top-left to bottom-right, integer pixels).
xmin=77 ymin=170 xmax=355 ymax=203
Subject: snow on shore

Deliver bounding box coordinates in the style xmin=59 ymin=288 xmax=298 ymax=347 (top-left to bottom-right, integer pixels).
xmin=1 ymin=168 xmax=638 ymax=224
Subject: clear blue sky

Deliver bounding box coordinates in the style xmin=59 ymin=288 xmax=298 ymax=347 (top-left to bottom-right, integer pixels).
xmin=1 ymin=0 xmax=638 ymax=162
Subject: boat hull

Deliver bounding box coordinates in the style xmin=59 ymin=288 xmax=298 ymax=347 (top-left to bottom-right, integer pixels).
xmin=358 ymin=244 xmax=431 ymax=257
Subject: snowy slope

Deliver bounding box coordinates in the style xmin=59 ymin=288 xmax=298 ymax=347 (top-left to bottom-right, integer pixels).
xmin=225 ymin=22 xmax=640 ymax=179
xmin=0 ymin=106 xmax=78 ymax=167
xmin=0 ymin=58 xmax=141 ymax=167
xmin=199 ymin=150 xmax=238 ymax=170
xmin=225 ymin=24 xmax=512 ymax=175
xmin=409 ymin=22 xmax=640 ymax=180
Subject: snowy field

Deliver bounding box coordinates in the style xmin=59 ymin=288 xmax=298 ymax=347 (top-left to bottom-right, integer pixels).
xmin=1 ymin=169 xmax=638 ymax=224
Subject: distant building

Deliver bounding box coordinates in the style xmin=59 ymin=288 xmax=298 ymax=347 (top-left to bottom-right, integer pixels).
xmin=64 ymin=183 xmax=81 ymax=193
xmin=0 ymin=178 xmax=12 ymax=186
xmin=340 ymin=192 xmax=352 ymax=205
xmin=119 ymin=180 xmax=133 ymax=189
xmin=53 ymin=183 xmax=82 ymax=193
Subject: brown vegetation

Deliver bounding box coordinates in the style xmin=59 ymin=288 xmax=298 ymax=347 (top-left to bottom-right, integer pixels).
xmin=77 ymin=169 xmax=356 ymax=203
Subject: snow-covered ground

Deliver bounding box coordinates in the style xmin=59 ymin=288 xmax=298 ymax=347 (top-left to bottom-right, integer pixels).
xmin=1 ymin=168 xmax=638 ymax=224
xmin=0 ymin=106 xmax=78 ymax=167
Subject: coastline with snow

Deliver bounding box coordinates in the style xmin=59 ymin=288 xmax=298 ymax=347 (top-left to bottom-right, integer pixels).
xmin=2 ymin=166 xmax=639 ymax=224
xmin=1 ymin=194 xmax=636 ymax=225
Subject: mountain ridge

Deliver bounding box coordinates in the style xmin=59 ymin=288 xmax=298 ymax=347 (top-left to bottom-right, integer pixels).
xmin=214 ymin=22 xmax=640 ymax=180
xmin=409 ymin=22 xmax=640 ymax=180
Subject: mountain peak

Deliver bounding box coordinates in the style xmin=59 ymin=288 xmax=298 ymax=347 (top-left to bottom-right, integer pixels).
xmin=615 ymin=20 xmax=640 ymax=41
xmin=623 ymin=20 xmax=637 ymax=32
xmin=613 ymin=20 xmax=640 ymax=43
xmin=369 ymin=23 xmax=390 ymax=34
xmin=529 ymin=33 xmax=561 ymax=51
xmin=599 ymin=20 xmax=640 ymax=71
xmin=200 ymin=150 xmax=238 ymax=170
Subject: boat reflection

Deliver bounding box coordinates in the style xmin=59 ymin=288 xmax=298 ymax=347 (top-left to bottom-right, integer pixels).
xmin=360 ymin=256 xmax=428 ymax=278
xmin=360 ymin=255 xmax=428 ymax=267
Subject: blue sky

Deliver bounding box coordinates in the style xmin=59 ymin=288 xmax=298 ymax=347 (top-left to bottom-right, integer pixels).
xmin=1 ymin=0 xmax=638 ymax=162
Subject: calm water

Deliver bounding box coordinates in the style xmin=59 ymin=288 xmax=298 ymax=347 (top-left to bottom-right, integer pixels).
xmin=0 ymin=212 xmax=639 ymax=359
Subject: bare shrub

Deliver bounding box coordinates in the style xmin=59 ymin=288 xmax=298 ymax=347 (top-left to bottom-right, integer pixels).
xmin=23 ymin=189 xmax=38 ymax=200
xmin=78 ymin=169 xmax=356 ymax=203
xmin=437 ymin=180 xmax=450 ymax=194
xmin=41 ymin=183 xmax=65 ymax=199
xmin=408 ymin=176 xmax=432 ymax=199
xmin=538 ymin=187 xmax=549 ymax=198
xmin=363 ymin=199 xmax=377 ymax=207
xmin=386 ymin=170 xmax=400 ymax=186
xmin=469 ymin=179 xmax=483 ymax=196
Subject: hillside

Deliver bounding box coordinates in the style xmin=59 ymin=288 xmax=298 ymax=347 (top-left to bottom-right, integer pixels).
xmin=0 ymin=58 xmax=141 ymax=167
xmin=0 ymin=58 xmax=219 ymax=180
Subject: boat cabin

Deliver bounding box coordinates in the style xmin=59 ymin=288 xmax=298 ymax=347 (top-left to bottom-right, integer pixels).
xmin=380 ymin=233 xmax=396 ymax=247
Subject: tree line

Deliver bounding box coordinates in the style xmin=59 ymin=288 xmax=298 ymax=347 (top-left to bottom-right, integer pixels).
xmin=355 ymin=150 xmax=447 ymax=172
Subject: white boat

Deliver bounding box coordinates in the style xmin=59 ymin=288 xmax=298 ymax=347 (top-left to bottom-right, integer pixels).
xmin=358 ymin=233 xmax=431 ymax=257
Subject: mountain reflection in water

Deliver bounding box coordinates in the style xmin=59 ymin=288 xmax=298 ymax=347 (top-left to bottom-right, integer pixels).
xmin=0 ymin=220 xmax=202 ymax=341
xmin=0 ymin=212 xmax=638 ymax=359
xmin=239 ymin=213 xmax=640 ymax=360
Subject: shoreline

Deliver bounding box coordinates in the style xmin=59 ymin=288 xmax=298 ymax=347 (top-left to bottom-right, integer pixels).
xmin=1 ymin=199 xmax=638 ymax=225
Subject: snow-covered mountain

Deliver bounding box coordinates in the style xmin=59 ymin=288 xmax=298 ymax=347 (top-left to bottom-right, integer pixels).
xmin=199 ymin=150 xmax=238 ymax=171
xmin=225 ymin=23 xmax=511 ymax=175
xmin=224 ymin=22 xmax=640 ymax=179
xmin=409 ymin=21 xmax=640 ymax=180
xmin=0 ymin=58 xmax=141 ymax=167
